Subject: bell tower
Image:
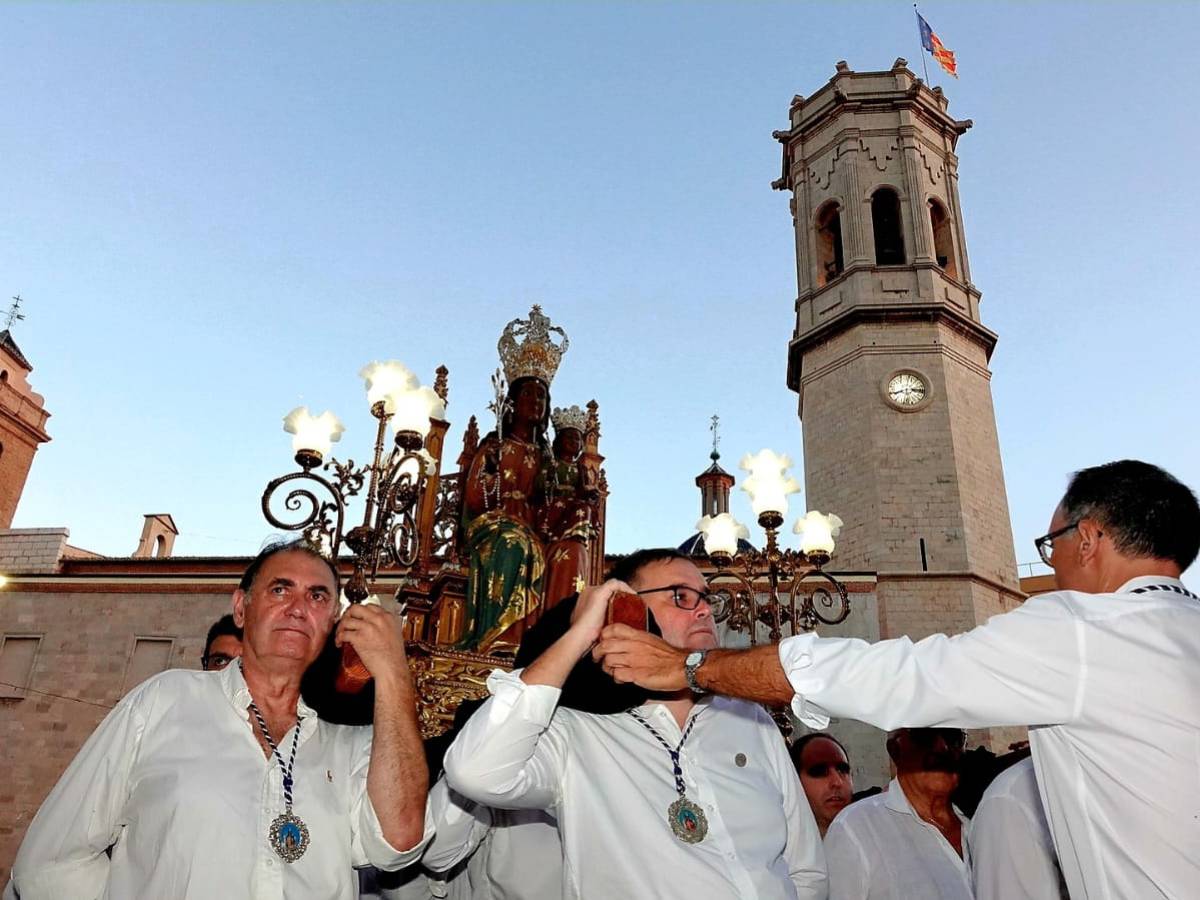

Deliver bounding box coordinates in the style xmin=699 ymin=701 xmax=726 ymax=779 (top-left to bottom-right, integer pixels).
xmin=775 ymin=60 xmax=1021 ymax=641
xmin=0 ymin=324 xmax=51 ymax=529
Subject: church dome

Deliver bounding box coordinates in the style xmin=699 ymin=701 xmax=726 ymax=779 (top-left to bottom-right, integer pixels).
xmin=676 ymin=531 xmax=756 ymax=558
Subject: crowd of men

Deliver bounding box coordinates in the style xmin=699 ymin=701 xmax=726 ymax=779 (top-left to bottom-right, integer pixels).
xmin=6 ymin=458 xmax=1199 ymax=898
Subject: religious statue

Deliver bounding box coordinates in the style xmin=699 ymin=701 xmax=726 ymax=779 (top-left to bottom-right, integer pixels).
xmin=537 ymin=405 xmax=599 ymax=609
xmin=456 ymin=306 xmax=568 ymax=656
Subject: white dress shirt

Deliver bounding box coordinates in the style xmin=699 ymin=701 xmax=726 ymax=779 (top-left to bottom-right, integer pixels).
xmin=11 ymin=662 xmax=433 ymax=900
xmin=778 ymin=575 xmax=1200 ymax=900
xmin=443 ymin=669 xmax=827 ymax=900
xmin=359 ymin=778 xmax=561 ymax=900
xmin=970 ymin=758 xmax=1067 ymax=900
xmin=417 ymin=777 xmax=561 ymax=900
xmin=823 ymin=778 xmax=971 ymax=900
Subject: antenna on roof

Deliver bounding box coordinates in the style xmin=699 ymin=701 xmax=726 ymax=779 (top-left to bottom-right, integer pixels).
xmin=5 ymin=295 xmax=26 ymax=331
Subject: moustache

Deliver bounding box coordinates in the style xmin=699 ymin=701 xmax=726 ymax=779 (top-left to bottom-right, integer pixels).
xmin=920 ymin=752 xmax=960 ymax=773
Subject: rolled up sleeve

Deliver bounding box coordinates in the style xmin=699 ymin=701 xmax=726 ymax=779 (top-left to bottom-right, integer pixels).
xmin=350 ymin=730 xmax=434 ymax=871
xmin=420 ymin=777 xmax=492 ymax=873
xmin=443 ymin=668 xmax=566 ymax=811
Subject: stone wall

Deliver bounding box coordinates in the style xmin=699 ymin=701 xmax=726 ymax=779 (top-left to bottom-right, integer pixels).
xmin=0 ymin=581 xmax=233 ymax=883
xmin=0 ymin=529 xmax=70 ymax=575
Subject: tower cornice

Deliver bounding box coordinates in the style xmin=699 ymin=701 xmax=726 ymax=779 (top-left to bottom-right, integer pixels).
xmin=786 ymin=300 xmax=998 ymax=396
xmin=771 ymin=62 xmax=972 ymax=192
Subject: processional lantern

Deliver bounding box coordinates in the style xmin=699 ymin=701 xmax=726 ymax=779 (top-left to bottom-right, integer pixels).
xmin=264 ymin=360 xmax=445 ymax=692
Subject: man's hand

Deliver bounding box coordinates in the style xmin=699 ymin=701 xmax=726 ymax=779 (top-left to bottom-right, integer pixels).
xmin=593 ymin=624 xmax=688 ymax=692
xmin=335 ymin=604 xmax=409 ymax=689
xmin=519 ymin=578 xmax=634 ymax=688
xmin=568 ymin=579 xmax=636 ymax=647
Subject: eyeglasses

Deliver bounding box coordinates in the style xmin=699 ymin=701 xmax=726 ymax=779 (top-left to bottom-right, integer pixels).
xmin=1033 ymin=521 xmax=1082 ymax=566
xmin=635 ymin=584 xmax=718 ymax=611
xmin=203 ymin=653 xmax=237 ymax=672
xmin=803 ymin=761 xmax=851 ymax=779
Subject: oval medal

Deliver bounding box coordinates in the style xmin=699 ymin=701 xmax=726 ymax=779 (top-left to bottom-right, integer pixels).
xmin=668 ymin=796 xmax=709 ymax=844
xmin=269 ymin=811 xmax=310 ymax=863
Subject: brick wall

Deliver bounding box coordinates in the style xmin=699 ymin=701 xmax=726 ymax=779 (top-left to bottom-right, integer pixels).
xmin=0 ymin=376 xmax=51 ymax=530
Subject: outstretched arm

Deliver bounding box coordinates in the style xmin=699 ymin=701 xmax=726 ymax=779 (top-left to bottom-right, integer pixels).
xmin=597 ymin=594 xmax=1084 ymax=731
xmin=593 ymin=628 xmax=793 ymax=702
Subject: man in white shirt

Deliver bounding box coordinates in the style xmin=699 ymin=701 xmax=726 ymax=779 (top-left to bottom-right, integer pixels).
xmin=417 ymin=780 xmax=561 ymax=900
xmin=971 ymin=757 xmax=1067 ymax=900
xmin=596 ymin=459 xmax=1200 ymax=900
xmin=10 ymin=540 xmax=432 ymax=900
xmin=790 ymin=733 xmax=854 ymax=838
xmin=824 ymin=728 xmax=971 ymax=900
xmin=414 ymin=667 xmax=563 ymax=900
xmin=444 ymin=548 xmax=828 ymax=899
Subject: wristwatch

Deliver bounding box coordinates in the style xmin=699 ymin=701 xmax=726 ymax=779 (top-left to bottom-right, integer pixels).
xmin=684 ymin=650 xmax=709 ymax=694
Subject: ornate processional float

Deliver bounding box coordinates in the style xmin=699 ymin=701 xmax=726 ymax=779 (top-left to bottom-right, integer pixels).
xmin=261 ymin=306 xmax=608 ymax=736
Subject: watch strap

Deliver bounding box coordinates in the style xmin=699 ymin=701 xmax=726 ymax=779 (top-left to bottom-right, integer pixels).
xmin=684 ymin=650 xmax=709 ymax=694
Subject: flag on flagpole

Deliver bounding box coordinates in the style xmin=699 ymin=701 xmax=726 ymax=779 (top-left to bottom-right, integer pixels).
xmin=917 ymin=13 xmax=958 ymax=79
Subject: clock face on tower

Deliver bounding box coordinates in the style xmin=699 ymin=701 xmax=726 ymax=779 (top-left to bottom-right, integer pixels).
xmin=886 ymin=372 xmax=929 ymax=409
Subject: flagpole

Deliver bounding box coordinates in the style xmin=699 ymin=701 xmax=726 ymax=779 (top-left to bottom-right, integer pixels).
xmin=913 ymin=4 xmax=931 ymax=84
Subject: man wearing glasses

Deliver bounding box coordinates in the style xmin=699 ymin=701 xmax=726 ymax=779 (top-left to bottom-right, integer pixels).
xmin=597 ymin=460 xmax=1200 ymax=900
xmin=444 ymin=548 xmax=827 ymax=899
xmin=789 ymin=733 xmax=854 ymax=838
xmin=200 ymin=613 xmax=243 ymax=671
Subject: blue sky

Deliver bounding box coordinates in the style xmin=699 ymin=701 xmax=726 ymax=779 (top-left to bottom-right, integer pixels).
xmin=4 ymin=2 xmax=1198 ymax=576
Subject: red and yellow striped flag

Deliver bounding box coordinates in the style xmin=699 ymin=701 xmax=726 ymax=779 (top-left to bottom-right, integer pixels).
xmin=917 ymin=13 xmax=958 ymax=78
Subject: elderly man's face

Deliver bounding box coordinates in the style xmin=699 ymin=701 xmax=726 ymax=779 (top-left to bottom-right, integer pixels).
xmin=629 ymin=557 xmax=718 ymax=652
xmin=233 ymin=550 xmax=339 ymax=670
xmin=796 ymin=737 xmax=854 ymax=834
xmin=889 ymin=727 xmax=964 ymax=781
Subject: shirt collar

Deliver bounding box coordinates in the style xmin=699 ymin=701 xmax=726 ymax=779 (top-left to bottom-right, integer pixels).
xmin=635 ymin=695 xmax=714 ymax=734
xmin=884 ymin=777 xmax=968 ymax=826
xmin=1116 ymin=574 xmax=1189 ymax=595
xmin=638 ymin=694 xmax=714 ymax=713
xmin=222 ymin=658 xmax=318 ymax=721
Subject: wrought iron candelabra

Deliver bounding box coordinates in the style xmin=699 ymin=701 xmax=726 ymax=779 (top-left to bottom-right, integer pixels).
xmin=261 ymin=362 xmax=443 ymax=691
xmin=706 ymin=509 xmax=850 ymax=645
xmin=262 ymin=406 xmax=429 ymax=603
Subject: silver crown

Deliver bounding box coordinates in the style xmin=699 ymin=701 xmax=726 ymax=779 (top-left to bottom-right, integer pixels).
xmin=497 ymin=305 xmax=569 ymax=386
xmin=551 ymin=405 xmax=588 ymax=434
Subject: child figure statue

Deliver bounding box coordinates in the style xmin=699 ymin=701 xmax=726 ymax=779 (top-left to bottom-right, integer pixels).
xmin=537 ymin=405 xmax=599 ymax=610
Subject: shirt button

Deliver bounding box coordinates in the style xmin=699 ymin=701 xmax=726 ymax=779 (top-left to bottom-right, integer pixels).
xmin=266 ymin=859 xmax=274 ymax=867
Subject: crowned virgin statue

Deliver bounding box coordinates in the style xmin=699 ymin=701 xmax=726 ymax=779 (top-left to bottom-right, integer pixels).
xmin=456 ymin=306 xmax=568 ymax=655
